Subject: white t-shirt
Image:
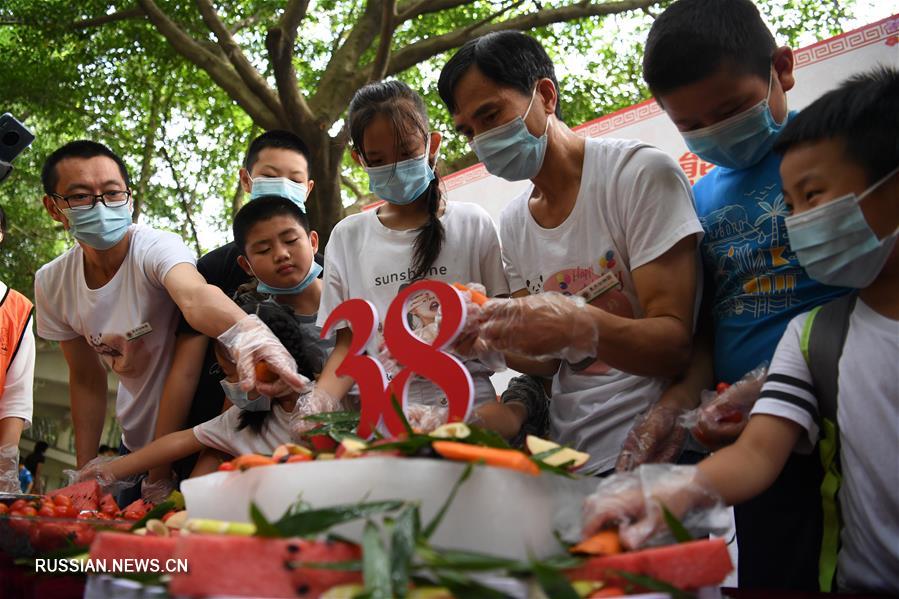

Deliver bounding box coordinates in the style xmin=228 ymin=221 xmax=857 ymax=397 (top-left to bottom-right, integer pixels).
xmin=35 ymin=225 xmax=196 ymax=451
xmin=318 ymin=201 xmax=509 ymax=406
xmin=753 ymin=299 xmax=899 ymax=593
xmin=193 ymin=403 xmax=293 ymax=457
xmin=0 ymin=282 xmax=35 ymax=427
xmin=499 ymin=137 xmax=703 ymax=472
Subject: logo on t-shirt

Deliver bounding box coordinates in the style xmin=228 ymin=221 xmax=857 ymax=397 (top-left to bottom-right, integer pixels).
xmin=88 ymin=331 xmax=152 ymax=378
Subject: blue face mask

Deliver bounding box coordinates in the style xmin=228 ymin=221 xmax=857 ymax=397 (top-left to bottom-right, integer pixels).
xmin=256 ymin=260 xmax=322 ymax=296
xmin=250 ymin=177 xmax=308 ymax=212
xmin=363 ymin=140 xmax=435 ymax=205
xmin=785 ymin=165 xmax=899 ymax=289
xmin=220 ymin=378 xmax=271 ymax=412
xmin=470 ymin=87 xmax=551 ymax=182
xmin=681 ymin=72 xmax=787 ymax=170
xmin=62 ymin=203 xmax=132 ymax=250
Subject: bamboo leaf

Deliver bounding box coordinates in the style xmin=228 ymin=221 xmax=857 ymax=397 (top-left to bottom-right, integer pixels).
xmin=273 ymin=500 xmax=405 ymax=538
xmin=288 ymin=559 xmax=363 ymax=571
xmin=422 ymin=463 xmax=473 ymax=539
xmin=615 ymin=570 xmax=696 ymax=599
xmin=250 ymin=502 xmax=283 ymax=538
xmin=433 ymin=570 xmax=508 ymax=599
xmin=391 ymin=394 xmax=415 ymax=437
xmin=363 ymin=520 xmax=392 ymax=599
xmin=660 ymin=502 xmax=694 ymax=543
xmin=418 ymin=547 xmax=525 ymax=572
xmin=532 ymin=560 xmax=581 ymax=599
xmin=389 ymin=503 xmax=419 ymax=596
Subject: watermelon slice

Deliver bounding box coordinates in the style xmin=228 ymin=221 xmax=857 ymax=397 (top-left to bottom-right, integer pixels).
xmin=90 ymin=531 xmax=178 ymax=565
xmin=567 ymin=538 xmax=733 ymax=590
xmin=168 ymin=534 xmax=362 ymax=598
xmin=49 ymin=480 xmax=101 ymax=513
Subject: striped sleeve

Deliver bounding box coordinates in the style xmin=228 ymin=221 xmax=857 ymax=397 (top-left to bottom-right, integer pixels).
xmin=751 ymin=312 xmax=820 ymax=453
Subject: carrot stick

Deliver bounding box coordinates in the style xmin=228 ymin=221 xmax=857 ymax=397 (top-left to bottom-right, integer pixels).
xmin=255 ymin=362 xmax=278 ymax=383
xmin=452 ymin=283 xmax=488 ymax=306
xmin=231 ymin=454 xmax=276 ymax=470
xmin=431 ymin=441 xmax=540 ymax=476
xmin=570 ymin=530 xmax=622 ymax=556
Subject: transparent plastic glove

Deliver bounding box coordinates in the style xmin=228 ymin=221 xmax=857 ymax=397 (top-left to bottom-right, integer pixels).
xmin=64 ymin=456 xmax=138 ymax=495
xmin=0 ymin=445 xmax=20 ymax=494
xmin=405 ymin=404 xmax=449 ymax=433
xmin=289 ymin=384 xmax=347 ymax=439
xmin=682 ymin=364 xmax=768 ymax=451
xmin=451 ymin=283 xmax=506 ymax=372
xmin=217 ymin=315 xmax=309 ymax=395
xmin=615 ymin=404 xmax=688 ymax=472
xmin=582 ymin=464 xmax=727 ymax=550
xmin=141 ymin=476 xmax=176 ymax=505
xmin=479 ymin=293 xmax=599 ymax=363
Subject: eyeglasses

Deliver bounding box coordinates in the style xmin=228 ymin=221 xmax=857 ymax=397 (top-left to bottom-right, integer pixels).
xmin=51 ymin=190 xmax=131 ymax=211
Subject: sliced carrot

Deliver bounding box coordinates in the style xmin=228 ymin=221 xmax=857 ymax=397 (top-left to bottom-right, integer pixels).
xmin=431 ymin=441 xmax=540 ymax=476
xmin=231 ymin=454 xmax=276 ymax=470
xmin=588 ymin=587 xmax=626 ymax=597
xmin=452 ymin=283 xmax=488 ymax=306
xmin=570 ymin=530 xmax=622 ymax=556
xmin=255 ymin=362 xmax=278 ymax=383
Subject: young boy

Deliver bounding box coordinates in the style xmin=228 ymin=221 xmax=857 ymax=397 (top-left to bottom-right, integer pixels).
xmin=585 ymin=67 xmax=899 ymax=595
xmin=81 ymin=195 xmax=333 ymax=483
xmin=637 ymin=0 xmax=846 ymax=588
xmin=149 ymin=131 xmax=319 ymax=485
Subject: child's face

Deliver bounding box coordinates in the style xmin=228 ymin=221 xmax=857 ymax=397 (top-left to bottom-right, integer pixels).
xmin=659 ymin=54 xmax=793 ymax=133
xmin=354 ymin=113 xmax=438 ymax=167
xmin=780 ymin=139 xmax=898 ymax=238
xmin=239 ymin=216 xmax=319 ymax=289
xmin=240 ymin=147 xmax=312 ymax=193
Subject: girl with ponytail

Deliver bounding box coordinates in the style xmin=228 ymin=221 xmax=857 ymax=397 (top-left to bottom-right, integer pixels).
xmin=301 ymin=80 xmax=509 ymax=430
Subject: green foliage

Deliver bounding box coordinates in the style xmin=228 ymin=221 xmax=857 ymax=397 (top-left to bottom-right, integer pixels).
xmin=0 ymin=0 xmax=863 ymax=290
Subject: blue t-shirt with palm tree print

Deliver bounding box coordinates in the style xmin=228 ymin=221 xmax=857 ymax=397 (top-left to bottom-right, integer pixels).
xmin=693 ymin=133 xmax=846 ymax=384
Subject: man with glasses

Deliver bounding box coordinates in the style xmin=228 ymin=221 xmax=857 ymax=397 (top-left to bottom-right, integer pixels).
xmin=34 ymin=140 xmax=306 ymax=501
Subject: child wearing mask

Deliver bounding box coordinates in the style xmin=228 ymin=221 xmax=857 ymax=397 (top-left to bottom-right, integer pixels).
xmin=583 ymin=68 xmax=899 ymax=594
xmin=295 ymin=80 xmax=508 ymax=434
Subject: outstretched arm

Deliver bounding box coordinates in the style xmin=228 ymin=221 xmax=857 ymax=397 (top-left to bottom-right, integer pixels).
xmin=105 ymin=429 xmax=204 ymax=481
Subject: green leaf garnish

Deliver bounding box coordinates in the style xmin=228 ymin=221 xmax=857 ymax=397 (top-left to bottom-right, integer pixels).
xmin=433 ymin=569 xmax=508 ymax=599
xmin=660 ymin=502 xmax=694 ymax=543
xmin=390 ymin=394 xmax=415 ymax=437
xmin=288 ymin=559 xmax=363 ymax=571
xmin=389 ymin=503 xmax=418 ymax=596
xmin=249 ymin=502 xmax=282 ymax=538
xmin=130 ymin=499 xmax=177 ymax=531
xmin=532 ymin=559 xmax=581 ymax=599
xmin=422 ymin=463 xmax=473 ymax=540
xmin=362 ymin=520 xmax=392 ymax=599
xmin=273 ymin=500 xmax=405 ymax=538
xmin=615 ymin=570 xmax=696 ymax=599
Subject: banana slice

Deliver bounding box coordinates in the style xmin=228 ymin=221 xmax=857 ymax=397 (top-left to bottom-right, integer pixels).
xmin=526 ymin=435 xmax=590 ymax=468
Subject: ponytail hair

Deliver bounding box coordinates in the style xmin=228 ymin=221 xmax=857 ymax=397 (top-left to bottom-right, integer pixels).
xmin=348 ymin=80 xmax=445 ymax=281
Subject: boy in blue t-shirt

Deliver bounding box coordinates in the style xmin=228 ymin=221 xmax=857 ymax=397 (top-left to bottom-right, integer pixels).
xmin=633 ymin=0 xmax=846 ymax=589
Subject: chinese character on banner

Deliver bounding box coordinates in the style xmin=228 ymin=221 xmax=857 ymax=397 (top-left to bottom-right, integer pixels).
xmin=320 ymin=280 xmax=474 ymax=438
xmin=678 ymin=151 xmax=716 ymax=184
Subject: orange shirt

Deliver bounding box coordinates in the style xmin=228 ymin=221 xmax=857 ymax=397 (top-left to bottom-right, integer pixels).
xmin=0 ymin=286 xmax=33 ymax=395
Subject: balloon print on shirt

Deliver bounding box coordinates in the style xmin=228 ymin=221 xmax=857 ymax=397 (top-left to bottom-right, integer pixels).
xmin=540 ymin=254 xmax=634 ymax=375
xmin=87 ymin=324 xmax=153 ymax=378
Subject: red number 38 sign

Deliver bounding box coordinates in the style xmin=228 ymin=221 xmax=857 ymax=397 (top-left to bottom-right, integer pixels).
xmin=320 ymin=280 xmax=474 ymax=437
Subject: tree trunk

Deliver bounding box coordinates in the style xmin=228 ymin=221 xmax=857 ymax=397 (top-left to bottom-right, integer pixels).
xmin=304 ymin=129 xmax=347 ymax=246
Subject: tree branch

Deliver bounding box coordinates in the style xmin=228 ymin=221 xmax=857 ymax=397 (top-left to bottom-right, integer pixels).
xmin=265 ymin=0 xmax=315 ymax=128
xmin=387 ymin=0 xmax=662 ymax=76
xmin=369 ymin=0 xmax=397 ymax=81
xmin=340 ymin=174 xmax=365 ymax=200
xmin=72 ymin=6 xmax=144 ymax=28
xmin=396 ymin=0 xmax=471 ymax=23
xmin=136 ymin=0 xmax=281 ymax=130
xmin=159 ymin=144 xmax=202 ymax=255
xmin=195 ymin=0 xmax=285 ymax=121
xmin=229 ymin=10 xmax=265 ymax=34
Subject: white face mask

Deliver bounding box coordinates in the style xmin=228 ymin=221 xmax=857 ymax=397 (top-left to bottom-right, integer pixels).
xmin=785 ymin=165 xmax=899 ymax=288
xmin=220 ymin=379 xmax=271 ymax=412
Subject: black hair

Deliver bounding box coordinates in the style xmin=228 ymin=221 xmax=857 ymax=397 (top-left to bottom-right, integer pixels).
xmin=41 ymin=140 xmax=131 ymax=196
xmin=232 ymin=298 xmax=318 ymax=435
xmin=774 ymin=67 xmax=899 ymax=184
xmin=232 ymin=195 xmax=311 ymax=254
xmin=643 ymin=0 xmax=777 ymax=96
xmin=348 ymin=80 xmax=445 ymax=281
xmin=0 ymin=205 xmax=6 ymax=243
xmin=98 ymin=444 xmax=111 ymax=454
xmin=438 ymin=31 xmax=562 ymax=120
xmin=244 ymin=129 xmax=312 ymax=172
xmin=33 ymin=441 xmax=49 ymax=455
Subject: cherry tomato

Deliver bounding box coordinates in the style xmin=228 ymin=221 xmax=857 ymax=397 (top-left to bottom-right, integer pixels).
xmin=123 ymin=510 xmax=143 ymax=521
xmin=38 ymin=506 xmax=56 ymax=518
xmin=218 ymin=461 xmax=236 ymax=472
xmin=53 ymin=494 xmax=72 ymax=507
xmin=21 ymin=506 xmax=37 ymax=517
xmin=716 ymin=382 xmax=731 ymax=395
xmin=10 ymin=499 xmax=26 ymax=511
xmin=0 ymin=503 xmax=8 ymax=515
